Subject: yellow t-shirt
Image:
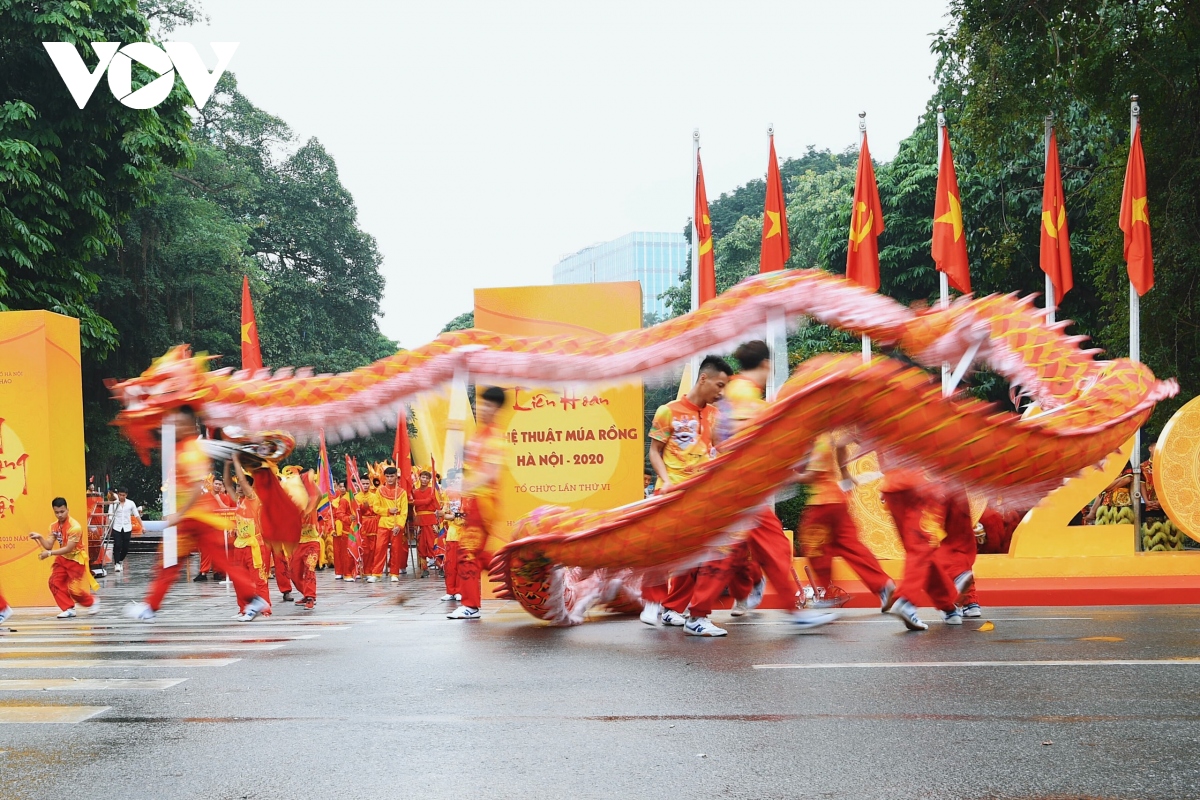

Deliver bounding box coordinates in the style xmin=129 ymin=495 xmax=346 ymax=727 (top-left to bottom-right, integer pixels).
xmin=807 ymin=435 xmax=846 ymax=506
xmin=717 ymin=374 xmax=767 ymax=443
xmin=50 ymin=516 xmax=88 ymax=566
xmin=649 ymin=398 xmax=718 ymax=486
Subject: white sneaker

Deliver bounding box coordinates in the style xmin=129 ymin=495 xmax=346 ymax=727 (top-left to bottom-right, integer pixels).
xmin=963 ymin=602 xmax=983 ymax=618
xmin=115 ymin=563 xmax=123 ymax=573
xmin=0 ymin=606 xmax=11 ymax=624
xmin=439 ymin=594 xmax=456 ymax=602
xmin=86 ymin=598 xmax=100 ymax=616
xmin=454 ymin=593 xmax=462 ymax=601
xmin=345 ymin=577 xmax=356 ymax=583
xmin=943 ymin=607 xmax=964 ymax=626
xmin=791 ymin=608 xmax=836 ymax=630
xmin=241 ymin=596 xmax=270 ymax=622
xmin=56 ymin=608 xmax=76 ymax=619
xmin=123 ymin=601 xmax=155 ymax=622
xmin=683 ymin=616 xmax=727 ymax=637
xmin=746 ymin=577 xmax=766 ymax=610
xmin=367 ymin=576 xmax=377 ymax=583
xmin=447 ymin=606 xmax=481 ymax=620
xmin=639 ymin=601 xmax=663 ymax=626
xmin=334 ymin=575 xmax=343 ymax=581
xmin=888 ymin=598 xmax=928 ymax=631
xmin=390 ymin=575 xmax=399 ymax=583
xmin=92 ymin=568 xmax=107 ymax=578
xmin=661 ymin=609 xmax=687 ymax=627
xmin=730 ymin=598 xmax=748 ymax=617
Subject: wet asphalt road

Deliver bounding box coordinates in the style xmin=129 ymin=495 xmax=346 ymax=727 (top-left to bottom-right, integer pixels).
xmin=1 ymin=552 xmax=1199 ymax=800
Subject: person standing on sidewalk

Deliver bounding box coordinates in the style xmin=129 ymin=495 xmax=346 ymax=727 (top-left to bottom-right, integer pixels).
xmin=110 ymin=489 xmax=140 ymax=574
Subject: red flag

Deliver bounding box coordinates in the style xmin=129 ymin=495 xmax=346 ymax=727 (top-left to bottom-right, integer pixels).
xmin=932 ymin=125 xmax=971 ymax=294
xmin=846 ymin=132 xmax=885 ymax=291
xmin=759 ymin=135 xmax=790 ymax=272
xmin=393 ymin=406 xmax=413 ymax=500
xmin=240 ymin=275 xmax=263 ymax=372
xmin=1120 ymin=122 xmax=1154 ymax=296
xmin=1040 ymin=127 xmax=1073 ymax=301
xmin=695 ymin=151 xmax=716 ymax=304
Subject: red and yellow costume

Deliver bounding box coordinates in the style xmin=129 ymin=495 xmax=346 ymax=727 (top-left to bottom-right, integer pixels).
xmin=458 ymin=421 xmax=510 ymax=608
xmin=370 ymin=482 xmax=409 ymax=577
xmin=443 ymin=514 xmax=462 ymax=597
xmin=331 ymin=490 xmax=358 ymax=578
xmin=799 ymin=434 xmax=890 ymax=594
xmin=199 ymin=488 xmax=234 ymax=577
xmin=940 ymin=495 xmax=979 ymax=606
xmin=880 ymin=468 xmax=957 ymax=611
xmin=143 ymin=435 xmax=262 ymax=612
xmin=411 ymin=481 xmax=444 ymax=572
xmin=47 ymin=515 xmax=96 ymax=611
xmin=232 ymin=495 xmax=271 ymax=615
xmin=289 ymin=510 xmax=322 ymax=604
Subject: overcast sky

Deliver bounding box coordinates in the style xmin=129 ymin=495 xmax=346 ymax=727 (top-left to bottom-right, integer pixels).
xmin=175 ymin=0 xmax=951 ymax=348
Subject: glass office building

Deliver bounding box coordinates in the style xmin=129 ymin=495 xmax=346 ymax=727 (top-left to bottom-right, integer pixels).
xmin=551 ymin=232 xmax=687 ymax=319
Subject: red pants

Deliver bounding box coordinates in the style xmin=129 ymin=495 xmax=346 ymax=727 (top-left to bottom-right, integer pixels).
xmin=233 ymin=545 xmax=271 ymax=614
xmin=388 ymin=529 xmax=409 ymax=575
xmin=49 ymin=559 xmax=95 ymax=611
xmin=443 ymin=540 xmax=461 ymax=594
xmin=367 ymin=533 xmax=390 ymax=577
xmin=883 ymin=489 xmax=957 ymax=611
xmin=800 ymin=503 xmax=891 ymax=593
xmin=726 ymin=544 xmax=763 ymax=600
xmin=332 ymin=536 xmax=358 ymax=578
xmin=456 ymin=546 xmax=481 ymax=608
xmin=417 ymin=525 xmax=437 ymax=565
xmin=290 ymin=540 xmax=321 ymax=600
xmin=0 ymin=584 xmax=7 ymax=609
xmin=642 ymin=578 xmax=669 ymax=604
xmin=941 ymin=498 xmax=980 ymax=604
xmin=269 ymin=545 xmax=293 ymax=594
xmin=145 ymin=521 xmax=260 ymax=611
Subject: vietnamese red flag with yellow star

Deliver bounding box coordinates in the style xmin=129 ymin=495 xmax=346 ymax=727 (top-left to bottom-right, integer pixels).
xmin=240 ymin=275 xmax=263 ymax=372
xmin=846 ymin=132 xmax=885 ymax=291
xmin=759 ymin=135 xmax=789 ymax=272
xmin=1120 ymin=122 xmax=1154 ymax=296
xmin=932 ymin=125 xmax=970 ymax=293
xmin=695 ymin=151 xmax=716 ymax=304
xmin=1040 ymin=127 xmax=1073 ymax=301
xmin=393 ymin=406 xmax=413 ymax=500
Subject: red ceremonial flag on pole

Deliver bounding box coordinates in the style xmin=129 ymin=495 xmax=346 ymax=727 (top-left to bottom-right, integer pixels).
xmin=240 ymin=275 xmax=263 ymax=372
xmin=1040 ymin=126 xmax=1074 ymax=302
xmin=932 ymin=125 xmax=971 ymax=294
xmin=846 ymin=131 xmax=885 ymax=291
xmin=759 ymin=133 xmax=790 ymax=272
xmin=1120 ymin=122 xmax=1154 ymax=296
xmin=695 ymin=151 xmax=716 ymax=304
xmin=393 ymin=407 xmax=413 ymax=499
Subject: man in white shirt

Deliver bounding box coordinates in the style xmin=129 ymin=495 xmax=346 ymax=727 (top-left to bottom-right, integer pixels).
xmin=111 ymin=489 xmax=140 ymax=574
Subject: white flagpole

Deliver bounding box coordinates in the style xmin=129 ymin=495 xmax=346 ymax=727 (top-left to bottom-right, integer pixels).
xmin=161 ymin=422 xmax=177 ymax=569
xmin=1044 ymin=113 xmax=1056 ymax=324
xmin=691 ymin=128 xmax=700 ymax=315
xmin=859 ymin=111 xmax=871 ymax=365
xmin=1129 ymin=94 xmax=1143 ymax=550
xmin=937 ymin=105 xmax=950 ymax=393
xmin=765 ymin=123 xmax=788 ymax=400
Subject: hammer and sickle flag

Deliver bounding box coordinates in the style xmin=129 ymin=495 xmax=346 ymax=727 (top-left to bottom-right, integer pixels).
xmin=846 ymin=132 xmax=885 ymax=291
xmin=1040 ymin=127 xmax=1073 ymax=302
xmin=1120 ymin=122 xmax=1154 ymax=296
xmin=759 ymin=134 xmax=790 ymax=273
xmin=932 ymin=124 xmax=971 ymax=294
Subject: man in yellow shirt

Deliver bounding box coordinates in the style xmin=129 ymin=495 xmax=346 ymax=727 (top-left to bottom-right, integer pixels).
xmin=371 ymin=466 xmax=409 ymax=581
xmin=29 ymin=497 xmax=98 ymax=618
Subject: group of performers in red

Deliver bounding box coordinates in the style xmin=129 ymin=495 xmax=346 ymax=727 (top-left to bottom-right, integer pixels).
xmin=639 ymin=341 xmax=978 ymax=636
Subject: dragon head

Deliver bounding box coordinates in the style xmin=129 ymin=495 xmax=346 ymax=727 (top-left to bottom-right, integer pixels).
xmin=108 ymin=346 xmax=217 ymax=464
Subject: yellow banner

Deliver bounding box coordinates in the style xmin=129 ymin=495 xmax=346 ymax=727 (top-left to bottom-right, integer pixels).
xmin=474 ymin=283 xmax=643 ymax=553
xmin=0 ymin=311 xmax=86 ymax=606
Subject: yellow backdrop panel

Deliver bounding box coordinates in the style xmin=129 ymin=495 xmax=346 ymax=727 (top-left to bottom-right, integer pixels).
xmin=474 ymin=283 xmax=644 ymax=553
xmin=0 ymin=311 xmax=85 ymax=606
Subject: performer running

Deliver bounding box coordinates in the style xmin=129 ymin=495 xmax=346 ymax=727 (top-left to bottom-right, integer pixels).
xmin=411 ymin=469 xmax=443 ymax=578
xmin=880 ymin=467 xmax=973 ymax=630
xmin=640 ymin=355 xmax=732 ymax=636
xmin=372 ymin=466 xmax=409 ymax=581
xmin=124 ymin=407 xmax=269 ymax=622
xmin=30 ymin=497 xmax=98 ymax=618
xmin=447 ymin=386 xmax=510 ymax=620
xmin=228 ymin=455 xmax=271 ymax=619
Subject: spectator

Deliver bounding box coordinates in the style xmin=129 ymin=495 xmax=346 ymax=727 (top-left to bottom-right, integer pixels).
xmin=110 ymin=488 xmax=140 ymax=574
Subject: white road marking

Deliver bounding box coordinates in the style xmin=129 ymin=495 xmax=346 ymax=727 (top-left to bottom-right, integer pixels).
xmin=0 ymin=659 xmax=239 ymax=668
xmin=754 ymin=658 xmax=1200 ymax=670
xmin=0 ymin=644 xmax=285 ymax=654
xmin=0 ymin=678 xmax=186 ymax=691
xmin=0 ymin=706 xmax=109 ymax=723
xmin=0 ymin=634 xmax=318 ymax=644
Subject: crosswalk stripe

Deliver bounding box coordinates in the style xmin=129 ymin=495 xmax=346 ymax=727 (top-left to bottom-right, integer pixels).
xmin=0 ymin=706 xmax=109 ymax=723
xmin=0 ymin=679 xmax=185 ymax=691
xmin=0 ymin=635 xmax=318 ymax=644
xmin=753 ymin=658 xmax=1200 ymax=669
xmin=0 ymin=659 xmax=239 ymax=668
xmin=0 ymin=644 xmax=286 ymax=654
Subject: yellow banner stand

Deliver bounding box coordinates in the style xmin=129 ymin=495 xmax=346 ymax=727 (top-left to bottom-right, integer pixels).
xmin=0 ymin=311 xmax=86 ymax=606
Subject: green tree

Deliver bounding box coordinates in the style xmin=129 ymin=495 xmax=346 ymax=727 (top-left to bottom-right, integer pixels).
xmin=441 ymin=311 xmax=474 ymax=332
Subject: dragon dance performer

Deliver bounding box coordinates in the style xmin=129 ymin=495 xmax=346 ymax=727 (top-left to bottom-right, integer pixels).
xmin=640 ymin=355 xmax=736 ymax=637
xmin=125 ymin=407 xmax=269 ymax=623
xmin=358 ymin=467 xmax=383 ymax=582
xmin=195 ymin=477 xmax=234 ymax=582
xmin=705 ymin=340 xmax=836 ymax=632
xmin=371 ymin=466 xmax=409 ymax=581
xmin=439 ymin=505 xmax=463 ymax=602
xmin=411 ymin=469 xmax=443 ymax=578
xmin=0 ymin=582 xmax=9 ymax=624
xmin=795 ymin=432 xmax=895 ymax=609
xmin=940 ymin=494 xmax=984 ymax=618
xmin=29 ymin=497 xmax=98 ymax=618
xmin=447 ymin=385 xmax=510 ymax=620
xmin=331 ymin=481 xmax=358 ymax=581
xmin=879 ymin=467 xmax=973 ymax=631
xmin=287 ymin=467 xmax=322 ymax=610
xmin=228 ymin=455 xmax=271 ymax=619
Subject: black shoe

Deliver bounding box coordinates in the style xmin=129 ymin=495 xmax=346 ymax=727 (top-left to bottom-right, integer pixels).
xmin=421 ymin=570 xmax=430 ymax=578
xmin=193 ymin=573 xmax=208 ymax=582
xmin=213 ymin=573 xmax=226 ymax=581
xmin=281 ymin=591 xmax=294 ymax=602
